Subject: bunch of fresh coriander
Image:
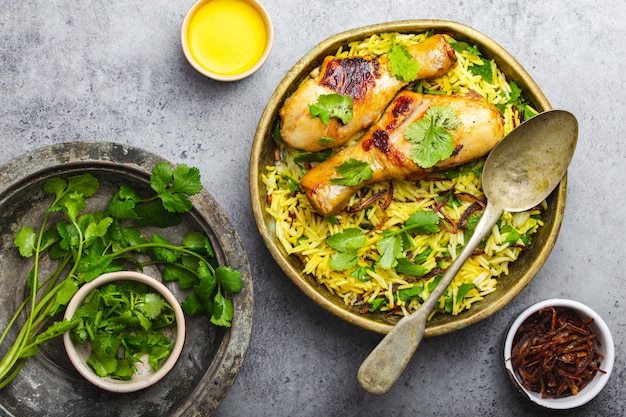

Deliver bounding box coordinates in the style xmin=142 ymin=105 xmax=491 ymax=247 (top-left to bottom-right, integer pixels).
xmin=0 ymin=162 xmax=242 ymax=389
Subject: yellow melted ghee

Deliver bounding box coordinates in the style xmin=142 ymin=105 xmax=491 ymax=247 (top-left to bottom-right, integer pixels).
xmin=187 ymin=0 xmax=268 ymax=76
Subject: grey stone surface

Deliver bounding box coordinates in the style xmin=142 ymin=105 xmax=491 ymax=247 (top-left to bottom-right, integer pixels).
xmin=1 ymin=0 xmax=625 ymax=416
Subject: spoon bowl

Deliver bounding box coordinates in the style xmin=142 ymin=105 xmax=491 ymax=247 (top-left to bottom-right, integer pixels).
xmin=357 ymin=110 xmax=578 ymax=395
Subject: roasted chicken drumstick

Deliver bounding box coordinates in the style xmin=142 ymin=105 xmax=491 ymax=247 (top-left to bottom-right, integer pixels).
xmin=300 ymin=90 xmax=505 ymax=215
xmin=279 ymin=34 xmax=457 ymax=152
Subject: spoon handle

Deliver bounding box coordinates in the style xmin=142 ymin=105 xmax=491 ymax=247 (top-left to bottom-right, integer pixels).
xmin=357 ymin=202 xmax=503 ymax=395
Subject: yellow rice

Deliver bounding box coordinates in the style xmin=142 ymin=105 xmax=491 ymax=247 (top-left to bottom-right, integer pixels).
xmin=263 ymin=32 xmax=543 ymax=318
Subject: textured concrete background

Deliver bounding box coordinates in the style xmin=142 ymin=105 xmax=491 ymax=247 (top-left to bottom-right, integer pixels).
xmin=1 ymin=0 xmax=625 ymax=416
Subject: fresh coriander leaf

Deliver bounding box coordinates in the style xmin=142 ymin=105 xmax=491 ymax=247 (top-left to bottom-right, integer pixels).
xmin=351 ymin=264 xmax=373 ymax=282
xmin=136 ymin=293 xmax=166 ymax=320
xmin=148 ymin=344 xmax=172 ymax=371
xmin=14 ymin=227 xmax=37 ymax=257
xmin=508 ymin=80 xmax=522 ymax=104
xmin=456 ymin=283 xmax=475 ymax=303
xmin=43 ymin=177 xmax=68 ymax=200
xmin=469 ymin=57 xmax=493 ymax=83
xmin=135 ymin=311 xmax=152 ymax=331
xmin=87 ymin=355 xmax=113 ymax=378
xmin=278 ymin=174 xmax=301 ymax=193
xmin=271 ymin=121 xmax=283 ymax=144
xmin=450 ymin=42 xmax=481 ymax=56
xmin=329 ymin=250 xmax=359 ymax=271
xmin=388 ymin=41 xmax=419 ymax=82
xmin=501 ymin=225 xmax=521 ymax=244
xmin=215 ymin=266 xmax=243 ymax=293
xmin=450 ymin=41 xmax=469 ymax=53
xmin=83 ymin=216 xmax=113 ymax=248
xmin=183 ymin=232 xmax=212 ymax=255
xmin=108 ymin=185 xmax=140 ymax=220
xmin=113 ymin=358 xmax=135 ymax=380
xmin=181 ymin=293 xmax=204 ymax=315
xmin=210 ymin=291 xmax=234 ymax=327
xmin=108 ymin=222 xmax=148 ymax=251
xmin=150 ymin=234 xmax=180 ymax=263
xmin=398 ymin=230 xmax=415 ymax=252
xmin=412 ymin=247 xmax=432 ymax=264
xmin=193 ymin=272 xmax=217 ymax=304
xmin=44 ymin=173 xmax=99 ymax=209
xmin=397 ymin=285 xmax=424 ymax=302
xmin=150 ymin=162 xmax=175 ymax=195
xmin=326 ymin=228 xmax=366 ymax=252
xmin=76 ymin=253 xmax=114 ymax=283
xmin=318 ymin=137 xmax=336 ymax=147
xmin=324 ymin=214 xmax=339 ymax=225
xmin=162 ymin=264 xmax=197 ymax=290
xmin=522 ymin=105 xmax=536 ymax=121
xmin=376 ymin=234 xmax=402 ymax=269
xmin=329 ymin=158 xmax=373 ymax=187
xmin=404 ymin=210 xmax=441 ymax=234
xmin=368 ymin=297 xmax=387 ymax=312
xmin=51 ymin=279 xmax=80 ymax=313
xmin=66 ymin=174 xmax=100 ymax=198
xmin=405 ymin=106 xmax=460 ymax=168
xmin=293 ymin=149 xmax=332 ymax=164
xmin=63 ymin=192 xmax=87 ymax=222
xmin=135 ymin=200 xmax=182 ymax=227
xmin=309 ymin=93 xmax=354 ymax=125
xmin=56 ymin=221 xmax=80 ymax=251
xmin=428 ymin=275 xmax=442 ymax=292
xmin=395 ymin=257 xmax=428 ymax=277
xmin=150 ymin=162 xmax=202 ymax=213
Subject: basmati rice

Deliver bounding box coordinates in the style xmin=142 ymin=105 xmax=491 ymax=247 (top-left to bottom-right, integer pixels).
xmin=262 ymin=32 xmax=543 ymax=319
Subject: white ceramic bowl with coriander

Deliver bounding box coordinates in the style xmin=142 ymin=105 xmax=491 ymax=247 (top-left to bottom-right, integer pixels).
xmin=503 ymin=298 xmax=614 ymax=410
xmin=63 ymin=271 xmax=186 ymax=393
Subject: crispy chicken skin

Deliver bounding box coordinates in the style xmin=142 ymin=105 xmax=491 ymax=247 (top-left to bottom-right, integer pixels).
xmin=279 ymin=34 xmax=457 ymax=152
xmin=300 ymin=90 xmax=505 ymax=215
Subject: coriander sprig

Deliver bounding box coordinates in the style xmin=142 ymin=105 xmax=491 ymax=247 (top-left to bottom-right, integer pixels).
xmin=0 ymin=162 xmax=242 ymax=389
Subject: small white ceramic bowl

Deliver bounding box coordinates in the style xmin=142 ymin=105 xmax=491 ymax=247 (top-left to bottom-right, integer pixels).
xmin=181 ymin=0 xmax=274 ymax=81
xmin=63 ymin=271 xmax=186 ymax=393
xmin=503 ymin=299 xmax=614 ymax=409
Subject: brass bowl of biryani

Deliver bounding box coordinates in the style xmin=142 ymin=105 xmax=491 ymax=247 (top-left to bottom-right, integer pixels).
xmin=250 ymin=20 xmax=565 ymax=336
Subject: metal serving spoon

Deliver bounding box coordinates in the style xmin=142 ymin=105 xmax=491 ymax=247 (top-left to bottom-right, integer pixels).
xmin=357 ymin=109 xmax=578 ymax=395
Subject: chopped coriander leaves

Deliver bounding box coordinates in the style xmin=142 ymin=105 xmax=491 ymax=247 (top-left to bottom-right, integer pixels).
xmin=405 ymin=105 xmax=460 ymax=168
xmin=325 ymin=210 xmax=440 ymax=276
xmin=329 ymin=158 xmax=373 ymax=187
xmin=70 ymin=281 xmax=176 ymax=380
xmin=309 ymin=93 xmax=354 ymax=125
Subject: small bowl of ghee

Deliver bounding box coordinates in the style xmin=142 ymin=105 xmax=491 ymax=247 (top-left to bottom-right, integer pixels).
xmin=181 ymin=0 xmax=274 ymax=81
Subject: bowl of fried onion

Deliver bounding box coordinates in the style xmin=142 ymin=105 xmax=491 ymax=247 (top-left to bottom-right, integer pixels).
xmin=503 ymin=299 xmax=614 ymax=409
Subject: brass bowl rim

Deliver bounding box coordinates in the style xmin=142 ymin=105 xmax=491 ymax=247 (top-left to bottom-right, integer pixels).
xmin=250 ymin=19 xmax=565 ymax=335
